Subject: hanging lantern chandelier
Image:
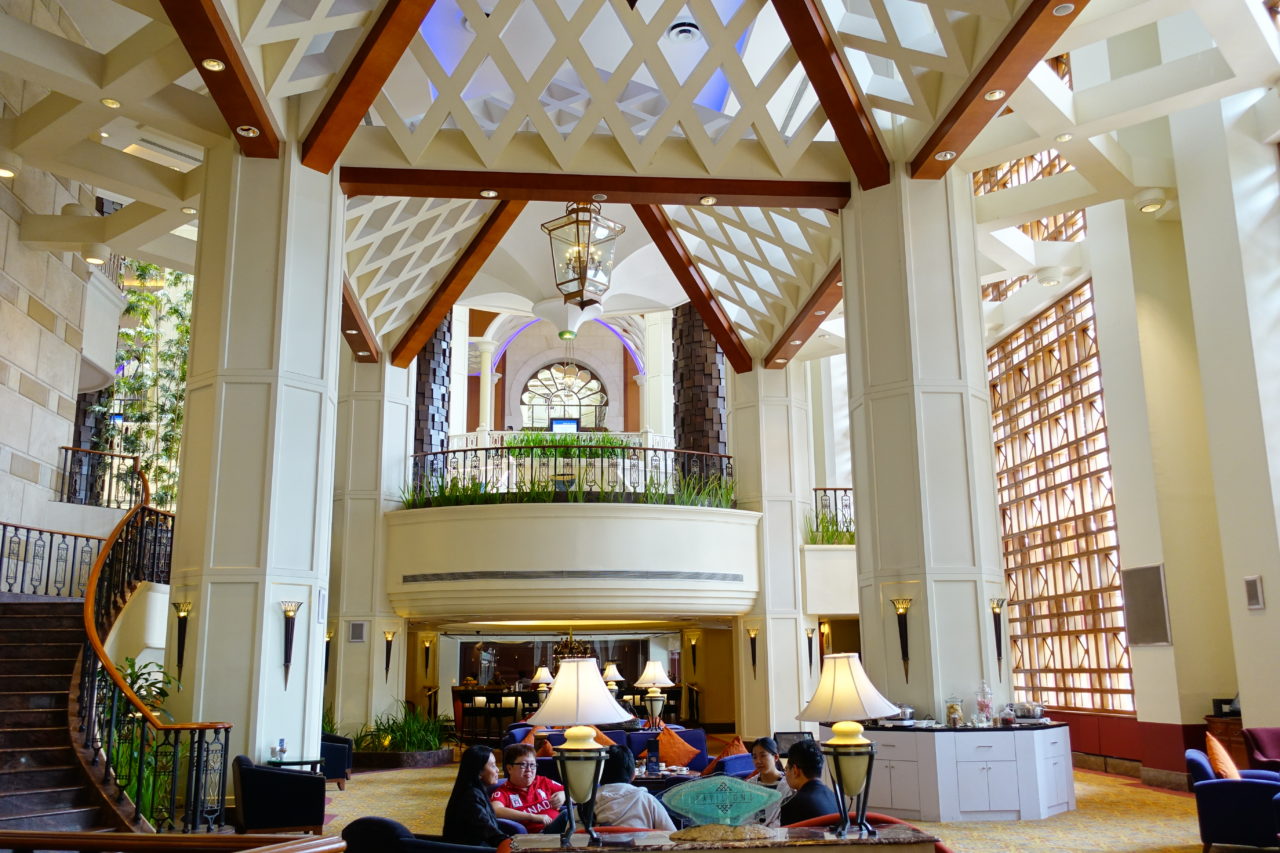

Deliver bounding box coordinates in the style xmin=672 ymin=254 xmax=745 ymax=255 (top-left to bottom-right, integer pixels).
xmin=541 ymin=202 xmax=625 ymax=308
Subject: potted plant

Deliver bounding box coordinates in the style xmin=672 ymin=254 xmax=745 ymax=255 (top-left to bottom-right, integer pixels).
xmin=351 ymin=702 xmax=458 ymax=770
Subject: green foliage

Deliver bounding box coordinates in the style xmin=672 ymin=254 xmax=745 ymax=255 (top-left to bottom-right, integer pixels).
xmin=671 ymin=472 xmax=736 ymax=509
xmin=805 ymin=510 xmax=856 ymax=545
xmin=352 ymin=702 xmax=456 ymax=752
xmin=94 ymin=261 xmax=193 ymax=510
xmin=502 ymin=430 xmax=630 ymax=459
xmin=110 ymin=658 xmax=183 ymax=825
xmin=118 ymin=656 xmax=180 ymax=722
xmin=322 ymin=704 xmax=338 ymax=735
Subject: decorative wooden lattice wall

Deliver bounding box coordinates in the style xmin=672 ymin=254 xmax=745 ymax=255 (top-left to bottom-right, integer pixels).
xmin=987 ymin=283 xmax=1134 ymax=714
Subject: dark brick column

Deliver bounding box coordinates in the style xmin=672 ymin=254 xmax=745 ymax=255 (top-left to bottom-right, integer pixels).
xmin=673 ymin=303 xmax=726 ymax=455
xmin=414 ymin=314 xmax=451 ymax=454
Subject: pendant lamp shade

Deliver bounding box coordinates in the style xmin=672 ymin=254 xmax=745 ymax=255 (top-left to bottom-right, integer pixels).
xmin=526 ymin=658 xmax=631 ymax=727
xmin=797 ymin=653 xmax=898 ymax=722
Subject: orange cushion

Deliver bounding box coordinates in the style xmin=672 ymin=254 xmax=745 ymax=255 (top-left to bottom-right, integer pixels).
xmin=1206 ymin=733 xmax=1240 ymax=779
xmin=521 ymin=727 xmax=537 ymax=745
xmin=701 ymin=735 xmax=748 ymax=776
xmin=655 ymin=726 xmax=700 ymax=768
xmin=536 ymin=739 xmax=555 ymax=758
xmin=589 ymin=726 xmax=618 ymax=747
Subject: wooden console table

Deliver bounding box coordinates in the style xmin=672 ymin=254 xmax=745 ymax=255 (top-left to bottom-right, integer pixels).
xmin=1204 ymin=715 xmax=1247 ymax=767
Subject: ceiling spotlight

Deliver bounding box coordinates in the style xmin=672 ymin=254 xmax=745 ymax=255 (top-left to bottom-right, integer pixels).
xmin=181 ymin=206 xmax=197 ymax=215
xmin=100 ymin=98 xmax=121 ymax=109
xmin=699 ymin=195 xmax=717 ymax=206
xmin=1055 ymin=132 xmax=1073 ymax=143
xmin=357 ymin=351 xmax=371 ymax=357
xmin=236 ymin=125 xmax=260 ymax=137
xmin=775 ymin=357 xmax=787 ymax=363
xmin=790 ymin=340 xmax=803 ymax=346
xmin=814 ymin=310 xmax=827 ymax=316
xmin=83 ymin=243 xmax=110 ymax=265
xmin=99 ymin=131 xmax=109 ymax=139
xmin=984 ymin=89 xmax=1007 ymax=101
xmin=1134 ymin=188 xmax=1167 ymax=214
xmin=558 ymin=329 xmax=577 ymax=341
xmin=0 ymin=148 xmax=21 ymax=179
xmin=666 ymin=20 xmax=702 ymax=42
xmin=201 ymin=58 xmax=226 ymax=72
xmin=1036 ymin=266 xmax=1063 ymax=288
xmin=480 ymin=189 xmax=499 ymax=198
xmin=934 ymin=150 xmax=957 ymax=161
xmin=344 ymin=329 xmax=359 ymax=335
xmin=591 ymin=193 xmax=608 ymax=201
xmin=1052 ymin=3 xmax=1076 ymax=15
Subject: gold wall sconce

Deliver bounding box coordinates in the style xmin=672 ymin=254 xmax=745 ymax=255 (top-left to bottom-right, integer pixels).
xmin=890 ymin=598 xmax=913 ymax=682
xmin=689 ymin=636 xmax=697 ymax=673
xmin=384 ymin=631 xmax=396 ymax=681
xmin=805 ymin=627 xmax=815 ymax=670
xmin=990 ymin=598 xmax=1007 ymax=681
xmin=280 ymin=601 xmax=303 ymax=689
xmin=747 ymin=627 xmax=759 ymax=678
xmin=324 ymin=629 xmax=334 ymax=681
xmin=172 ymin=601 xmax=192 ymax=684
xmin=423 ymin=637 xmax=432 ymax=676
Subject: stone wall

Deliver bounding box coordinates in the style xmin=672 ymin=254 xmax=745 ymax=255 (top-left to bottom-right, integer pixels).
xmin=415 ymin=314 xmax=451 ymax=454
xmin=672 ymin=303 xmax=726 ymax=455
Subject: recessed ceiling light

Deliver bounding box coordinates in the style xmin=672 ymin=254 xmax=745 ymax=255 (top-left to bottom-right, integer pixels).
xmin=1055 ymin=132 xmax=1073 ymax=143
xmin=666 ymin=20 xmax=701 ymax=42
xmin=479 ymin=189 xmax=498 ymax=198
xmin=1052 ymin=3 xmax=1076 ymax=16
xmin=934 ymin=150 xmax=957 ymax=161
xmin=591 ymin=193 xmax=608 ymax=201
xmin=201 ymin=58 xmax=226 ymax=72
xmin=790 ymin=340 xmax=802 ymax=346
xmin=344 ymin=329 xmax=358 ymax=335
xmin=775 ymin=357 xmax=787 ymax=363
xmin=814 ymin=310 xmax=827 ymax=316
xmin=181 ymin=206 xmax=197 ymax=215
xmin=100 ymin=98 xmax=121 ymax=109
xmin=699 ymin=195 xmax=717 ymax=206
xmin=83 ymin=242 xmax=110 ymax=265
xmin=0 ymin=168 xmax=14 ymax=179
xmin=357 ymin=351 xmax=371 ymax=357
xmin=99 ymin=131 xmax=109 ymax=138
xmin=1139 ymin=201 xmax=1163 ymax=214
xmin=984 ymin=89 xmax=1007 ymax=101
xmin=236 ymin=125 xmax=260 ymax=137
xmin=1134 ymin=188 xmax=1167 ymax=214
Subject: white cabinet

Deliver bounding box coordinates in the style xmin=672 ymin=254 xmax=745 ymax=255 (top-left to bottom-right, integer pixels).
xmin=861 ymin=725 xmax=1075 ymax=823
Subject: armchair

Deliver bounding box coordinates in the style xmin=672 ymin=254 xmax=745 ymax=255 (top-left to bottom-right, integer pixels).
xmin=231 ymin=755 xmax=325 ymax=834
xmin=1185 ymin=749 xmax=1280 ymax=852
xmin=1244 ymin=728 xmax=1280 ymax=773
xmin=343 ymin=816 xmax=503 ymax=853
xmin=321 ymin=732 xmax=354 ymax=789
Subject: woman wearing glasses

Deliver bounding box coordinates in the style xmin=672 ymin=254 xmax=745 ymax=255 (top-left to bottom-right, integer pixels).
xmin=490 ymin=744 xmax=569 ymax=834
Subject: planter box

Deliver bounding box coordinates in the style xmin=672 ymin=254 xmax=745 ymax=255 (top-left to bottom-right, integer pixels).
xmin=353 ymin=748 xmax=453 ymax=771
xmin=801 ymin=544 xmax=859 ymax=615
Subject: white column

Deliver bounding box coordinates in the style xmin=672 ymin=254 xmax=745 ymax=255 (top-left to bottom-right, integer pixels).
xmin=476 ymin=339 xmax=496 ymax=435
xmin=807 ymin=359 xmax=838 ymax=487
xmin=449 ymin=307 xmax=470 ymax=437
xmin=728 ymin=365 xmax=818 ymax=737
xmin=643 ymin=311 xmax=675 ymax=439
xmin=167 ymin=134 xmax=343 ymax=760
xmin=1171 ymin=90 xmax=1280 ymax=724
xmin=842 ymin=167 xmax=1005 ymax=718
xmin=633 ymin=374 xmax=650 ymax=440
xmin=329 ymin=350 xmax=413 ymax=732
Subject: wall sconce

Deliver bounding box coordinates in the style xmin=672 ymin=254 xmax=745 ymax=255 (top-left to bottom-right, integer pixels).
xmin=171 ymin=602 xmax=192 ymax=685
xmin=889 ymin=599 xmax=913 ymax=682
xmin=990 ymin=598 xmax=1007 ymax=681
xmin=280 ymin=601 xmax=303 ymax=689
xmin=423 ymin=638 xmax=432 ymax=676
xmin=689 ymin=636 xmax=697 ymax=673
xmin=747 ymin=627 xmax=759 ymax=678
xmin=805 ymin=627 xmax=815 ymax=670
xmin=324 ymin=629 xmax=334 ymax=682
xmin=384 ymin=631 xmax=396 ymax=682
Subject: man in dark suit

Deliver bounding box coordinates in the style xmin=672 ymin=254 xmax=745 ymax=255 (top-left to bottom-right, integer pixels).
xmin=779 ymin=739 xmax=840 ymax=826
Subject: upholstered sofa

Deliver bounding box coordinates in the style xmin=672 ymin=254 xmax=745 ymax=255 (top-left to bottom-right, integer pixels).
xmin=501 ymin=725 xmax=712 ymax=777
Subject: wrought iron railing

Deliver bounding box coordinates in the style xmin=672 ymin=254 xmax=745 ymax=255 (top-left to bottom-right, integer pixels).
xmin=57 ymin=446 xmax=143 ymax=509
xmin=813 ymin=487 xmax=855 ymax=533
xmin=76 ymin=474 xmax=232 ymax=832
xmin=447 ymin=430 xmax=676 ymax=450
xmin=0 ymin=521 xmax=103 ymax=597
xmin=408 ymin=444 xmax=735 ymax=508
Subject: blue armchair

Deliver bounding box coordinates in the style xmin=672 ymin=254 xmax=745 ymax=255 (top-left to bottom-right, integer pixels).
xmin=1186 ymin=748 xmax=1280 ymax=852
xmin=321 ymin=732 xmax=354 ymax=790
xmin=230 ymin=754 xmax=325 ymax=834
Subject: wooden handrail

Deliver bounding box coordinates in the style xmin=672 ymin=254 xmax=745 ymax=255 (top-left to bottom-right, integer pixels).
xmin=59 ymin=445 xmax=141 ymax=462
xmin=0 ymin=520 xmax=106 ymax=542
xmin=0 ymin=831 xmax=345 ymax=851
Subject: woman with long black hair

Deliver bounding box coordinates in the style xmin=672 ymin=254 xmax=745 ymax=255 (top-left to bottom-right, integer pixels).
xmin=442 ymin=745 xmax=510 ymax=849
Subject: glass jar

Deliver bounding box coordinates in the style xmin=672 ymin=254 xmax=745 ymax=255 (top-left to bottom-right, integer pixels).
xmin=973 ymin=680 xmax=994 ymax=727
xmin=945 ymin=696 xmax=965 ymax=728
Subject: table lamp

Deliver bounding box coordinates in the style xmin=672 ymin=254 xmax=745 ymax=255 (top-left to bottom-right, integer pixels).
xmin=633 ymin=660 xmax=674 ymax=728
xmin=530 ymin=665 xmax=555 ymax=702
xmin=601 ymin=662 xmax=624 ymax=697
xmin=797 ymin=653 xmax=899 ymax=838
xmin=527 ymin=657 xmax=630 ymax=846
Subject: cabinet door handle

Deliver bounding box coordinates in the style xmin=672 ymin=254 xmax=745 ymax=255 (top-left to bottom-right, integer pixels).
xmin=977 ymin=744 xmax=993 ymax=749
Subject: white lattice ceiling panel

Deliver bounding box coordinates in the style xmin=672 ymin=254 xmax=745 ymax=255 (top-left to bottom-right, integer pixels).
xmin=237 ymin=0 xmax=381 ymax=99
xmin=344 ymin=196 xmax=495 ymax=340
xmin=663 ymin=204 xmax=840 ymax=351
xmin=368 ymin=0 xmax=835 ymax=176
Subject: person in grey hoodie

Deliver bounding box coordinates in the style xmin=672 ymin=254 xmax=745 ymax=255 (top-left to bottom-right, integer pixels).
xmin=593 ymin=744 xmax=677 ymax=831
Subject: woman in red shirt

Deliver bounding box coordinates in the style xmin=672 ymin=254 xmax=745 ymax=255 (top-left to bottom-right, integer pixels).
xmin=490 ymin=744 xmax=569 ymax=833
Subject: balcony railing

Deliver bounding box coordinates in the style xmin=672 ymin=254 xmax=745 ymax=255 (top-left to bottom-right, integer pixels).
xmin=57 ymin=447 xmax=143 ymax=509
xmin=813 ymin=487 xmax=855 ymax=536
xmin=447 ymin=431 xmax=676 ymax=450
xmin=0 ymin=521 xmax=103 ymax=597
xmin=408 ymin=444 xmax=735 ymax=509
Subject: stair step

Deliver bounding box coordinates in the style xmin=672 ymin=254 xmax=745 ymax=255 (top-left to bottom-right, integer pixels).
xmin=0 ymin=614 xmax=83 ymax=630
xmin=0 ymin=676 xmax=71 ymax=693
xmin=0 ymin=728 xmax=68 ymax=749
xmin=0 ymin=603 xmax=84 ymax=617
xmin=0 ymin=747 xmax=77 ymax=771
xmin=0 ymin=629 xmax=84 ymax=645
xmin=0 ymin=692 xmax=68 ymax=711
xmin=0 ymin=785 xmax=94 ymax=818
xmin=0 ymin=658 xmax=78 ymax=677
xmin=0 ymin=708 xmax=69 ymax=728
xmin=0 ymin=765 xmax=82 ymax=793
xmin=0 ymin=643 xmax=81 ymax=661
xmin=0 ymin=804 xmax=103 ymax=830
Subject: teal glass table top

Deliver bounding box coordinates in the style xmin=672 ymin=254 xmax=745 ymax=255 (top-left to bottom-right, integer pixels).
xmin=661 ymin=776 xmax=782 ymax=826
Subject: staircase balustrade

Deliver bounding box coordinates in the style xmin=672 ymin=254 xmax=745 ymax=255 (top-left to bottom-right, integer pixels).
xmin=75 ymin=470 xmax=232 ymax=833
xmin=57 ymin=447 xmax=143 ymax=509
xmin=812 ymin=487 xmax=855 ymax=533
xmin=0 ymin=521 xmax=103 ymax=597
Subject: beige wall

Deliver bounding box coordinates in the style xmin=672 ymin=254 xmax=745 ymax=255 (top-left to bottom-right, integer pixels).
xmin=694 ymin=627 xmax=737 ymax=728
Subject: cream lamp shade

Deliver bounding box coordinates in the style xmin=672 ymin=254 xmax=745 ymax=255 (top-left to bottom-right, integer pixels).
xmin=530 ymin=666 xmax=555 ymax=685
xmin=601 ymin=663 xmax=624 ymax=684
xmin=633 ymin=660 xmax=674 ymax=688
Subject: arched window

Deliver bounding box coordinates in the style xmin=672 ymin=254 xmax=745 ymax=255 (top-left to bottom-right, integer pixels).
xmin=520 ymin=363 xmax=607 ymax=429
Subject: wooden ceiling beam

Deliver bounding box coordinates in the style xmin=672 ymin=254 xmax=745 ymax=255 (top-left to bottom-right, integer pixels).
xmin=301 ymin=0 xmax=436 ymax=174
xmin=911 ymin=0 xmax=1090 ymax=179
xmin=633 ymin=205 xmax=753 ymax=375
xmin=157 ymin=0 xmax=280 ymax=158
xmin=341 ymin=276 xmax=380 ymax=364
xmin=389 ymin=200 xmax=526 ymax=368
xmin=339 ymin=168 xmax=850 ymax=209
xmin=769 ymin=0 xmax=889 ymax=191
xmin=763 ymin=263 xmax=843 ymax=369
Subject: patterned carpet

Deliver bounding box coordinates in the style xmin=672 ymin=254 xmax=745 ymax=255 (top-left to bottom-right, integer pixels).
xmin=322 ymin=765 xmax=1202 ymax=853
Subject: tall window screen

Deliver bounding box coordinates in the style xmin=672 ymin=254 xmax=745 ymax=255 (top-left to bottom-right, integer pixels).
xmin=987 ymin=282 xmax=1134 ymax=713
